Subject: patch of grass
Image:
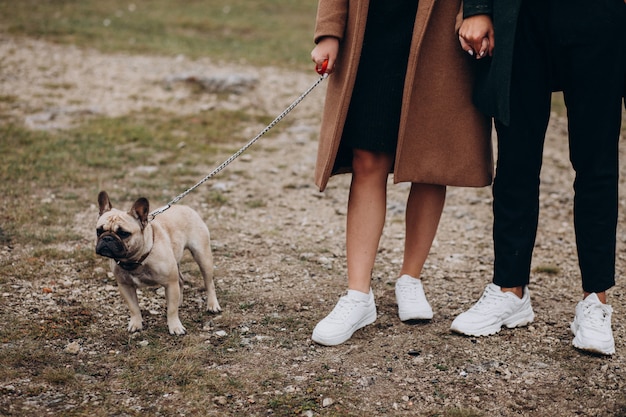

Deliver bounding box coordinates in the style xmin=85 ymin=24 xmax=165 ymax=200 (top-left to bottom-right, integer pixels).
xmin=116 ymin=338 xmax=210 ymax=392
xmin=0 ymin=226 xmax=11 ymax=245
xmin=551 ymin=92 xmax=567 ymax=118
xmin=0 ymin=94 xmax=18 ymax=104
xmin=0 ymin=0 xmax=318 ymax=69
xmin=533 ymin=264 xmax=560 ymax=275
xmin=42 ymin=365 xmax=77 ymax=385
xmin=42 ymin=82 xmax=75 ymax=90
xmin=206 ymin=190 xmax=229 ymax=206
xmin=267 ymin=394 xmax=318 ymax=416
xmin=0 ymin=109 xmax=262 ymax=246
xmin=239 ymin=301 xmax=256 ymax=311
xmin=36 ymin=307 xmax=97 ymax=341
xmin=428 ymin=408 xmax=485 ymax=417
xmin=434 ymin=363 xmax=449 ymax=371
xmin=0 ymin=339 xmax=70 ymax=381
xmin=245 ymin=199 xmax=266 ymax=209
xmin=0 ymin=246 xmax=100 ymax=287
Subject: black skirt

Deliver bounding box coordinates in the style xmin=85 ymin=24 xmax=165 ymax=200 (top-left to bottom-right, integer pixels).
xmin=341 ymin=0 xmax=419 ymax=155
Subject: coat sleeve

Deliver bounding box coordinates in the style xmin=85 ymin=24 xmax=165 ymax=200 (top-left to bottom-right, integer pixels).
xmin=314 ymin=0 xmax=349 ymax=43
xmin=463 ymin=0 xmax=492 ymax=18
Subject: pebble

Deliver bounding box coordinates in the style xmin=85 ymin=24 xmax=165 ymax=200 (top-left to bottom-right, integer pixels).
xmin=64 ymin=341 xmax=81 ymax=355
xmin=213 ymin=396 xmax=228 ymax=405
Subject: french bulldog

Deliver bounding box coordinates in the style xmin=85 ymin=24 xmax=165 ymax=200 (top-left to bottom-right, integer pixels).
xmin=95 ymin=191 xmax=220 ymax=335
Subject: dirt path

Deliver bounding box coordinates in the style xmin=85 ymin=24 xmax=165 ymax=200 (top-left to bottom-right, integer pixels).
xmin=1 ymin=35 xmax=626 ymax=416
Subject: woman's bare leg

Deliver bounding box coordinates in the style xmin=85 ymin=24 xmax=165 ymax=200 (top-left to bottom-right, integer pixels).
xmin=399 ymin=183 xmax=446 ymax=278
xmin=346 ymin=149 xmax=394 ymax=293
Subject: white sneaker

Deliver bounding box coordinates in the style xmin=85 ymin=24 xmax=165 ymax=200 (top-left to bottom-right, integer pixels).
xmin=571 ymin=293 xmax=615 ymax=355
xmin=450 ymin=283 xmax=535 ymax=336
xmin=312 ymin=289 xmax=377 ymax=346
xmin=395 ymin=275 xmax=433 ymax=321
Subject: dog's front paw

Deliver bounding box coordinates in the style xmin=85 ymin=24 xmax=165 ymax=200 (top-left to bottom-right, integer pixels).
xmin=127 ymin=318 xmax=143 ymax=333
xmin=168 ymin=319 xmax=187 ymax=335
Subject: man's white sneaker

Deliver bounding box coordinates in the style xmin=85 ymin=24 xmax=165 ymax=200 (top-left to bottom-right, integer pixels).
xmin=571 ymin=293 xmax=615 ymax=355
xmin=395 ymin=274 xmax=433 ymax=321
xmin=450 ymin=283 xmax=535 ymax=336
xmin=312 ymin=289 xmax=377 ymax=346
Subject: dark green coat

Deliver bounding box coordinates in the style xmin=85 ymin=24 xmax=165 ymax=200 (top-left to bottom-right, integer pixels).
xmin=463 ymin=0 xmax=626 ymax=125
xmin=463 ymin=0 xmax=521 ymax=126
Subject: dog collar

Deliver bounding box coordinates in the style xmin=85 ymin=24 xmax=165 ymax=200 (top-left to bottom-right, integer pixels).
xmin=115 ymin=227 xmax=154 ymax=271
xmin=116 ymin=255 xmax=149 ymax=271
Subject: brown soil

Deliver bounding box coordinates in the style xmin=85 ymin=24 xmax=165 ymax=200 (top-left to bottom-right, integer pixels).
xmin=1 ymin=35 xmax=626 ymax=416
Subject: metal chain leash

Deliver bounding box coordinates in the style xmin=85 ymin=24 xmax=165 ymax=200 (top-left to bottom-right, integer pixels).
xmin=149 ymin=72 xmax=328 ymax=221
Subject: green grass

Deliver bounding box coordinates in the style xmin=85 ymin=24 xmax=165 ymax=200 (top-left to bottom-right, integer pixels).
xmin=0 ymin=108 xmax=269 ymax=246
xmin=533 ymin=264 xmax=561 ymax=275
xmin=0 ymin=0 xmax=318 ymax=69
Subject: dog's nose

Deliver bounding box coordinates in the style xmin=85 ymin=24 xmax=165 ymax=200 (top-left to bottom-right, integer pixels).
xmin=96 ymin=235 xmax=124 ymax=258
xmin=96 ymin=243 xmax=114 ymax=258
xmin=96 ymin=239 xmax=113 ymax=258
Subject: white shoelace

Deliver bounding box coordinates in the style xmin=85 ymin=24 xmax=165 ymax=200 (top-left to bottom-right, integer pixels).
xmin=396 ymin=282 xmax=421 ymax=301
xmin=470 ymin=285 xmax=510 ymax=312
xmin=327 ymin=296 xmax=361 ymax=322
xmin=580 ymin=302 xmax=611 ymax=329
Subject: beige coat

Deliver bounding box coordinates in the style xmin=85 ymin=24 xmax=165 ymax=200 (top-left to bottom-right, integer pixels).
xmin=313 ymin=0 xmax=493 ymax=191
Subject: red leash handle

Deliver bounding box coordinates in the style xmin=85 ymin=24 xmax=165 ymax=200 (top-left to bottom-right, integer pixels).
xmin=315 ymin=59 xmax=329 ymax=76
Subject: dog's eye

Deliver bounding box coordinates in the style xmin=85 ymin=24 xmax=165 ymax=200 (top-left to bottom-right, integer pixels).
xmin=96 ymin=228 xmax=104 ymax=237
xmin=117 ymin=230 xmax=131 ymax=239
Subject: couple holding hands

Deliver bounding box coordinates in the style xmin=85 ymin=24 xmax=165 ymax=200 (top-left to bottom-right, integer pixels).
xmin=309 ymin=0 xmax=625 ymax=356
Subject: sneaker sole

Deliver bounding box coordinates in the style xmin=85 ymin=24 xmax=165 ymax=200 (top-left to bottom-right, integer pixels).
xmin=311 ymin=309 xmax=377 ymax=346
xmin=572 ymin=337 xmax=615 ymax=356
xmin=398 ymin=309 xmax=433 ymax=321
xmin=450 ymin=310 xmax=535 ymax=337
xmin=571 ymin=322 xmax=615 ymax=355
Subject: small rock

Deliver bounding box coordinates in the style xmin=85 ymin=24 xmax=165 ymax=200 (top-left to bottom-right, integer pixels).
xmin=64 ymin=341 xmax=81 ymax=355
xmin=214 ymin=396 xmax=228 ymax=405
xmin=357 ymin=376 xmax=375 ymax=387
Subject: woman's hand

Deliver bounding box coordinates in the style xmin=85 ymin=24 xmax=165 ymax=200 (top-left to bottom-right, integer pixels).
xmin=458 ymin=14 xmax=494 ymax=59
xmin=311 ymin=36 xmax=339 ymax=74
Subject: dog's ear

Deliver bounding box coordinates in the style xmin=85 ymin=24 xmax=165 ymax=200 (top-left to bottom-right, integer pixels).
xmin=130 ymin=197 xmax=150 ymax=229
xmin=98 ymin=191 xmax=113 ymax=216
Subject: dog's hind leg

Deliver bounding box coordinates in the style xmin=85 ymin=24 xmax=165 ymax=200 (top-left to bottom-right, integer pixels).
xmin=177 ymin=265 xmax=184 ymax=307
xmin=190 ymin=243 xmax=220 ymax=313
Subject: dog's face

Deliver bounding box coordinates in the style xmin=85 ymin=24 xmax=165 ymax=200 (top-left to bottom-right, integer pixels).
xmin=95 ymin=191 xmax=150 ymax=261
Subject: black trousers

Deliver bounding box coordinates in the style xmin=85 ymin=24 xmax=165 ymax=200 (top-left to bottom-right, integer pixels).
xmin=493 ymin=0 xmax=625 ymax=293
